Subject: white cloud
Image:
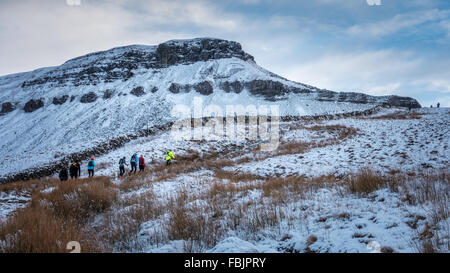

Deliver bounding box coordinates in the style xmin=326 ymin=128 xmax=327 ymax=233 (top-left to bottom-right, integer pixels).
xmin=283 ymin=50 xmax=416 ymax=91
xmin=237 ymin=0 xmax=261 ymax=4
xmin=124 ymin=0 xmax=242 ymax=30
xmin=279 ymin=49 xmax=450 ymax=105
xmin=0 ymin=0 xmax=247 ymax=75
xmin=346 ymin=9 xmax=450 ymax=37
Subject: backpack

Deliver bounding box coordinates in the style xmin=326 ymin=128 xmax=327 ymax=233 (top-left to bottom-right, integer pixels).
xmin=88 ymin=161 xmax=94 ymax=167
xmin=132 ymin=155 xmax=136 ymax=161
xmin=139 ymin=157 xmax=144 ymax=165
xmin=119 ymin=158 xmax=124 ymax=166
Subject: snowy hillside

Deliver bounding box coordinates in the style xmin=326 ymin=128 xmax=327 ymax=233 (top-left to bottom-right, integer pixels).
xmin=1 ymin=107 xmax=448 ymax=253
xmin=0 ymin=38 xmax=421 ymax=181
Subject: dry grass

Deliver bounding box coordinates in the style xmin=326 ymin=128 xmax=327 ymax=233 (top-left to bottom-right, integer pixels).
xmin=0 ymin=196 xmax=101 ymax=253
xmin=250 ymin=125 xmax=359 ymax=161
xmin=262 ymin=176 xmax=305 ymax=198
xmin=344 ymin=168 xmax=449 ymax=253
xmin=101 ymin=188 xmax=164 ymax=251
xmin=214 ymin=169 xmax=264 ymax=183
xmin=1 ymin=119 xmax=448 ymax=254
xmin=37 ymin=176 xmax=118 ymax=224
xmin=164 ymin=189 xmax=224 ymax=252
xmin=0 ymin=176 xmax=117 ymax=253
xmin=306 ymin=124 xmax=359 ymax=140
xmin=413 ymin=221 xmax=448 ymax=253
xmin=359 ymin=111 xmax=425 ymax=120
xmin=348 ymin=168 xmax=387 ymax=196
xmin=0 ymin=178 xmax=58 ymax=194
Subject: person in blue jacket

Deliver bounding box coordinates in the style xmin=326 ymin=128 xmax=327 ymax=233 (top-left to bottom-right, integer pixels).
xmin=129 ymin=153 xmax=138 ymax=174
xmin=87 ymin=157 xmax=95 ymax=177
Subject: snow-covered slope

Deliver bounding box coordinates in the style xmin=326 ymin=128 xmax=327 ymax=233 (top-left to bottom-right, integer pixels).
xmin=0 ymin=38 xmax=421 ymax=180
xmin=1 ymin=108 xmax=447 ymax=252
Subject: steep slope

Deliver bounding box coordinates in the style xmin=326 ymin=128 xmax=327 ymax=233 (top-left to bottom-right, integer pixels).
xmin=0 ymin=38 xmax=421 ymax=180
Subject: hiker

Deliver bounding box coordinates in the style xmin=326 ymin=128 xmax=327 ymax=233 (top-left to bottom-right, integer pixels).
xmin=130 ymin=153 xmax=138 ymax=174
xmin=119 ymin=157 xmax=128 ymax=178
xmin=69 ymin=161 xmax=81 ymax=179
xmin=138 ymin=155 xmax=146 ymax=172
xmin=87 ymin=158 xmax=95 ymax=178
xmin=59 ymin=166 xmax=68 ymax=181
xmin=437 ymin=102 xmax=440 ymax=108
xmin=165 ymin=150 xmax=175 ymax=166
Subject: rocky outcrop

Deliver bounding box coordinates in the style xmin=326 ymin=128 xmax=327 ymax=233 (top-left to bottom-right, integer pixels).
xmin=20 ymin=38 xmax=254 ymax=88
xmin=24 ymin=99 xmax=44 ymax=113
xmin=240 ymin=79 xmax=421 ymax=108
xmin=244 ymin=80 xmax=289 ymax=101
xmin=151 ymin=87 xmax=158 ymax=93
xmin=0 ymin=102 xmax=16 ymax=115
xmin=130 ymin=86 xmax=146 ymax=97
xmin=52 ymin=95 xmax=69 ymax=105
xmin=169 ymin=83 xmax=181 ymax=94
xmin=220 ymin=81 xmax=243 ymax=94
xmin=385 ymin=95 xmax=421 ymax=108
xmin=193 ymin=81 xmax=213 ymax=95
xmin=80 ymin=92 xmax=98 ymax=103
xmin=169 ymin=83 xmax=188 ymax=94
xmin=156 ymin=38 xmax=254 ymax=66
xmin=103 ymin=89 xmax=115 ymax=99
xmin=168 ymin=81 xmax=213 ymax=95
xmin=315 ymin=90 xmax=421 ymax=108
xmin=336 ymin=92 xmax=374 ymax=104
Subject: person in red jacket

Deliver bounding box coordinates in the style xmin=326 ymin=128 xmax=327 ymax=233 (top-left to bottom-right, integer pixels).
xmin=138 ymin=155 xmax=145 ymax=172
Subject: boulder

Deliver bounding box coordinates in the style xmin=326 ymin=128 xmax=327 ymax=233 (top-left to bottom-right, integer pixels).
xmin=103 ymin=89 xmax=115 ymax=99
xmin=0 ymin=102 xmax=16 ymax=115
xmin=130 ymin=86 xmax=146 ymax=97
xmin=194 ymin=81 xmax=213 ymax=95
xmin=169 ymin=83 xmax=182 ymax=94
xmin=80 ymin=92 xmax=98 ymax=103
xmin=24 ymin=99 xmax=44 ymax=113
xmin=386 ymin=95 xmax=421 ymax=108
xmin=244 ymin=80 xmax=289 ymax=101
xmin=52 ymin=95 xmax=69 ymax=105
xmin=221 ymin=81 xmax=243 ymax=94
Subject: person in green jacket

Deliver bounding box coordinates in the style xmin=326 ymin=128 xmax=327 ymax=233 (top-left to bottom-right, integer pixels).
xmin=166 ymin=150 xmax=175 ymax=166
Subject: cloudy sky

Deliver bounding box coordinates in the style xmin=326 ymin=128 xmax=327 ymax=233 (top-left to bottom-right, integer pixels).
xmin=0 ymin=0 xmax=449 ymax=106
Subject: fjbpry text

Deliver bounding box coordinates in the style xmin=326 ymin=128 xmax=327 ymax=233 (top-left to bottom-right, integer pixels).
xmin=184 ymin=257 xmax=266 ymax=271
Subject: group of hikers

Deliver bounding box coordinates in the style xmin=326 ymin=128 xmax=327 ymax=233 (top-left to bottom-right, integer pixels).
xmin=59 ymin=150 xmax=175 ymax=181
xmin=58 ymin=161 xmax=82 ymax=181
xmin=118 ymin=153 xmax=148 ymax=177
